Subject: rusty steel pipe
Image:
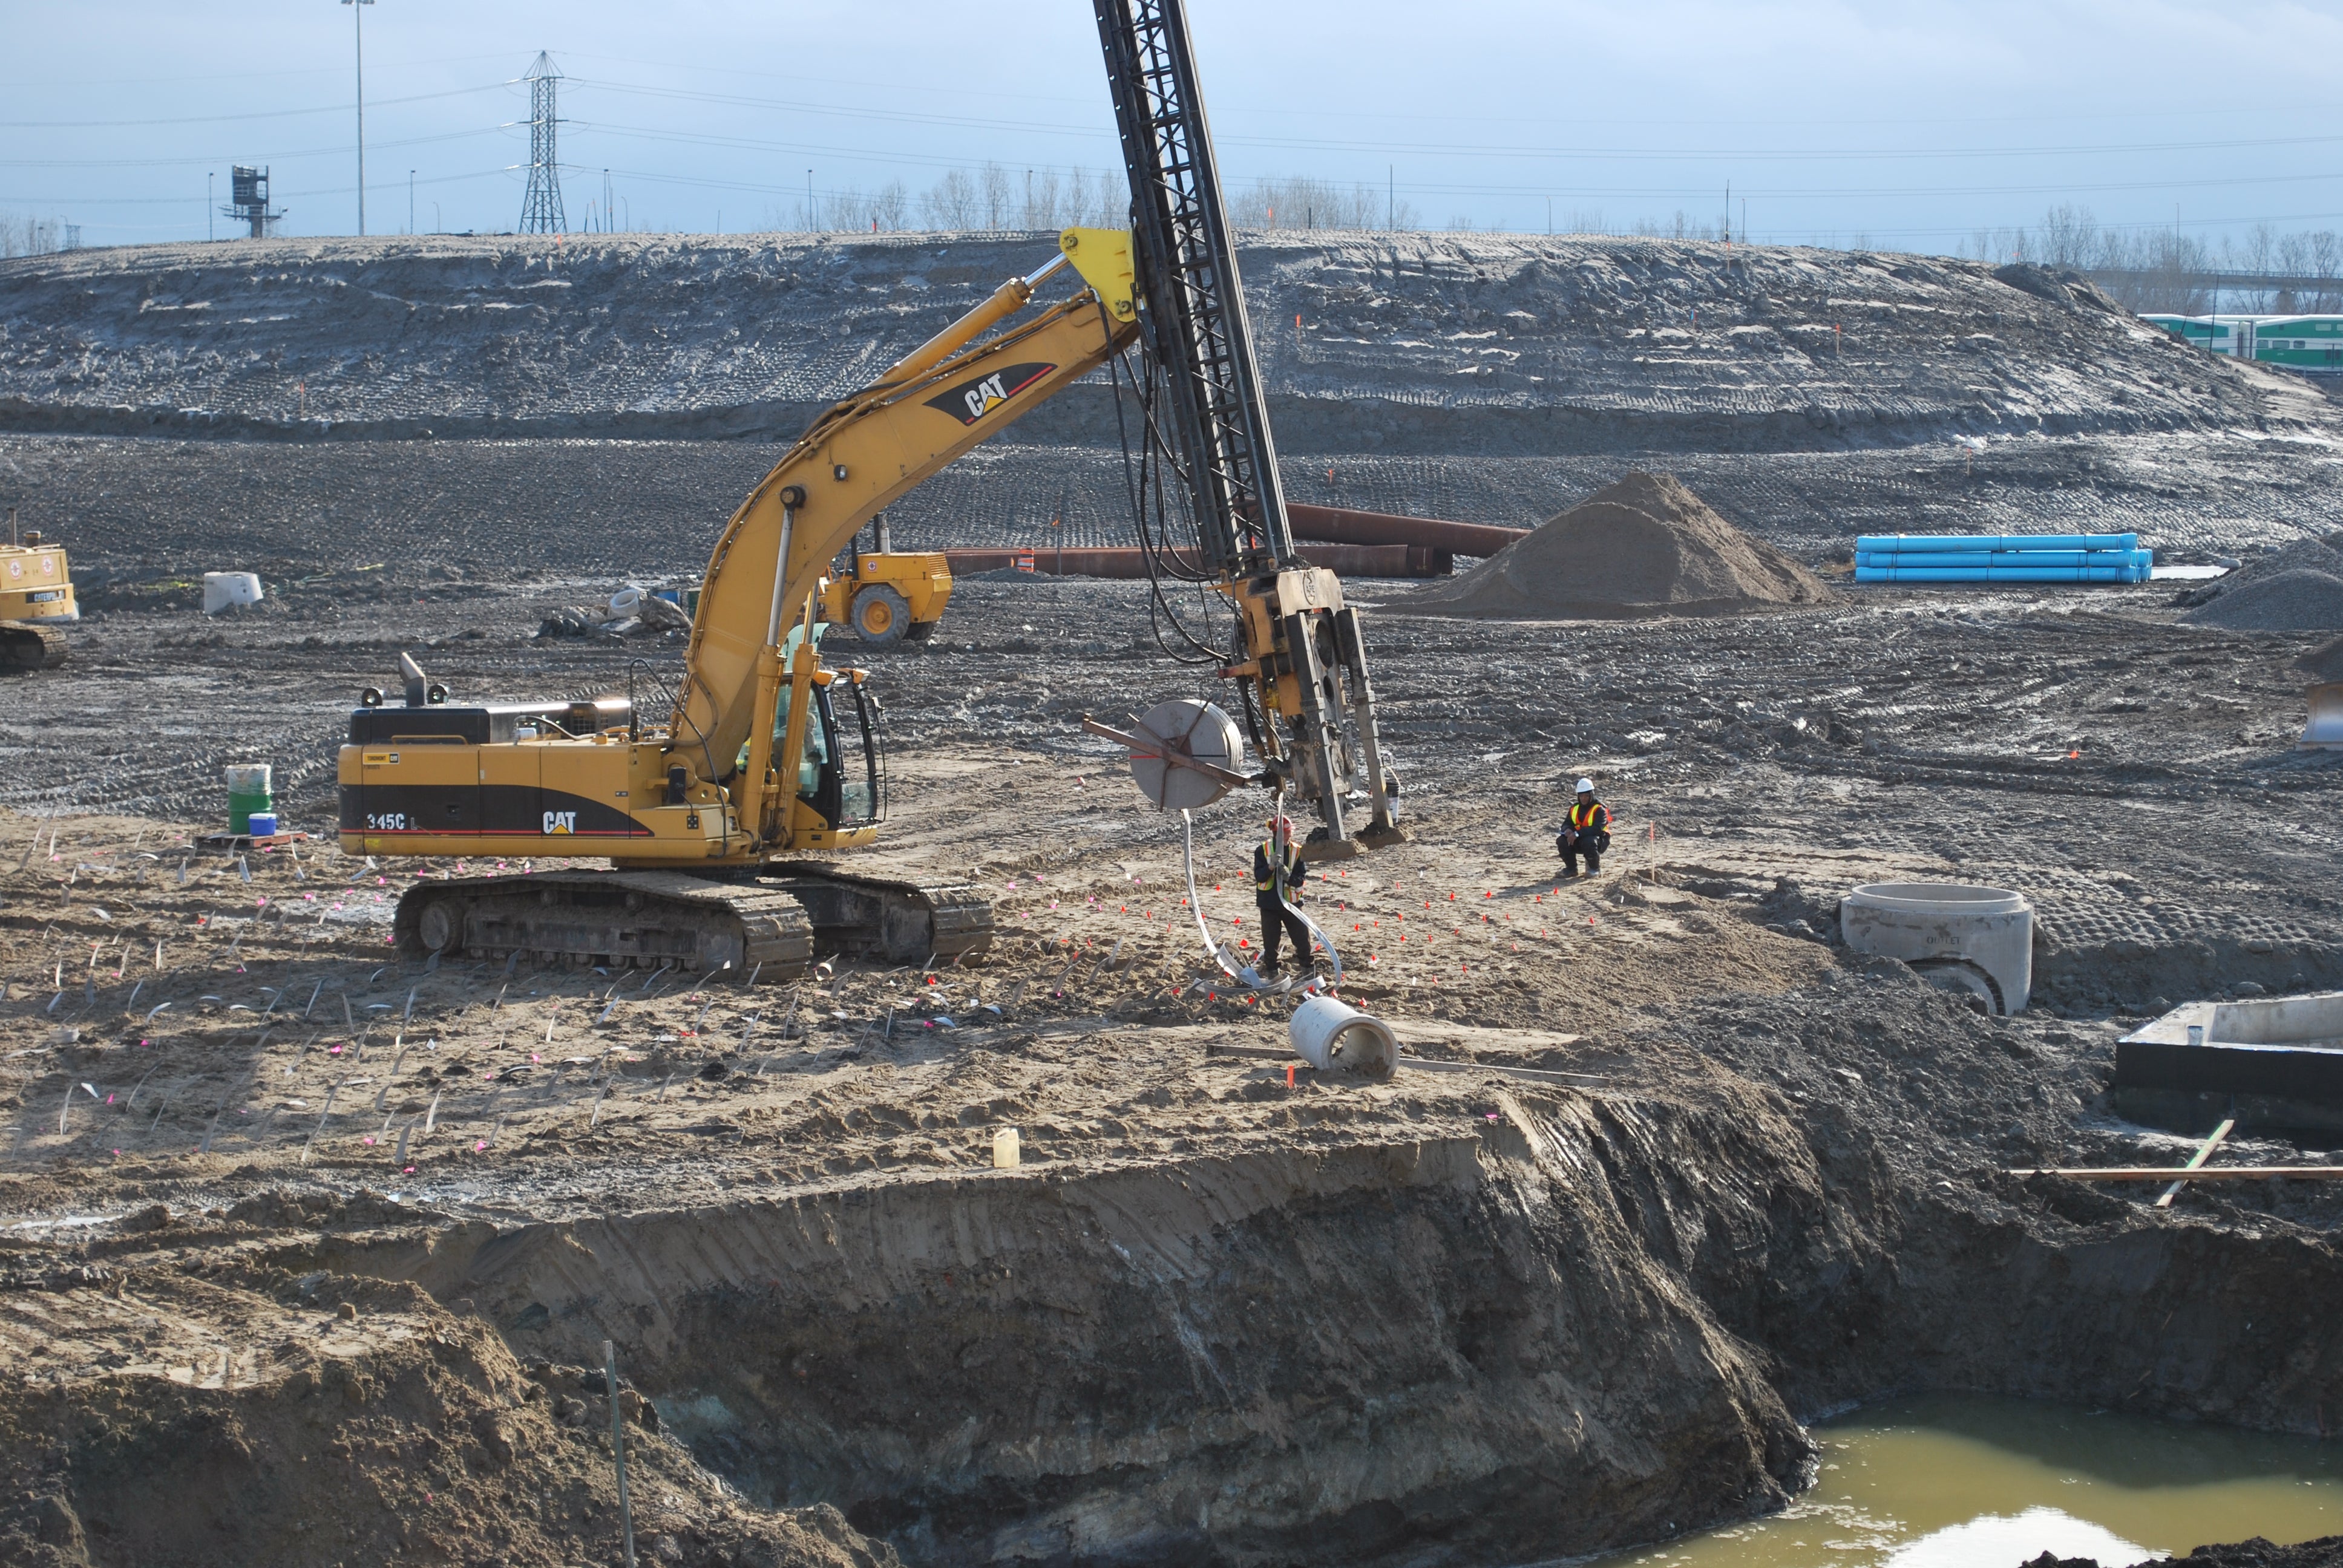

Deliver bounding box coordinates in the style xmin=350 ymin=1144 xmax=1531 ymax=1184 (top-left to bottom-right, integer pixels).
xmin=1285 ymin=503 xmax=1525 ymax=560
xmin=940 ymin=543 xmax=1451 ymax=579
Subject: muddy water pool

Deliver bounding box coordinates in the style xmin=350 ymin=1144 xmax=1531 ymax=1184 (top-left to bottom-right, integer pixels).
xmin=1605 ymin=1394 xmax=2343 ymax=1566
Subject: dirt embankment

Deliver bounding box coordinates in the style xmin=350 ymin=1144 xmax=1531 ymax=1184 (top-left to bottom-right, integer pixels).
xmin=0 ymin=1258 xmax=894 ymax=1568
xmin=2025 ymin=1540 xmax=2343 ymax=1567
xmin=5 ymin=783 xmax=2343 ymax=1565
xmin=1 ymin=233 xmax=2329 ymax=454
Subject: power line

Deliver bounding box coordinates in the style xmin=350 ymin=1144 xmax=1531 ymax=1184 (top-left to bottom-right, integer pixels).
xmin=0 ymin=80 xmax=508 ymax=129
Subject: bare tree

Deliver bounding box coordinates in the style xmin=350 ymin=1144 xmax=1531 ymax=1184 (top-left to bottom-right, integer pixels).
xmin=980 ymin=163 xmax=1012 ymax=230
xmin=922 ymin=169 xmax=978 ymax=229
xmin=2039 ymin=204 xmax=2099 ymax=272
xmin=0 ymin=214 xmax=71 ymax=256
xmin=870 ymin=180 xmax=909 ymax=232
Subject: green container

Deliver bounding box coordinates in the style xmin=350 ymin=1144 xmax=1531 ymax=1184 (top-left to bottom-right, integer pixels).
xmin=225 ymin=763 xmax=273 ymax=833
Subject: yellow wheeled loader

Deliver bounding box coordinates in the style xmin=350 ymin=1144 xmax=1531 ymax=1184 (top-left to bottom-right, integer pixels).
xmin=818 ymin=515 xmax=952 ymax=647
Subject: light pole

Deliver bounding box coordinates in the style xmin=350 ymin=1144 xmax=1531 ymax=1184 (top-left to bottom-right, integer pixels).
xmin=805 ymin=169 xmax=813 ymax=231
xmin=408 ymin=169 xmax=415 ymax=234
xmin=208 ymin=172 xmax=214 ymax=241
xmin=342 ymin=0 xmax=375 ymax=236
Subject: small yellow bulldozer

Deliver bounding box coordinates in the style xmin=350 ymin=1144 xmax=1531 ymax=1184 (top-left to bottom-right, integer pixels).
xmin=0 ymin=511 xmax=75 ymax=672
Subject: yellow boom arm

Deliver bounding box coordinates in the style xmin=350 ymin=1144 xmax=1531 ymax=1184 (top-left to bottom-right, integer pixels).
xmin=675 ymin=229 xmax=1138 ymax=846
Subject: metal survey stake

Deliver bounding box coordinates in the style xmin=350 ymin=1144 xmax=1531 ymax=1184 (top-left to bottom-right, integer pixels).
xmin=605 ymin=1339 xmax=637 ymax=1568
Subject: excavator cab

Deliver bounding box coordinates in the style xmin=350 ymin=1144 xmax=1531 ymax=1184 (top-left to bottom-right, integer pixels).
xmin=800 ymin=675 xmax=885 ymax=830
xmin=758 ymin=622 xmax=885 ymax=843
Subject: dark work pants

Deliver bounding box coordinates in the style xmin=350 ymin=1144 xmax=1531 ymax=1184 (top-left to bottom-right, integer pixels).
xmin=1558 ymin=831 xmax=1608 ymax=875
xmin=1257 ymin=897 xmax=1311 ymax=972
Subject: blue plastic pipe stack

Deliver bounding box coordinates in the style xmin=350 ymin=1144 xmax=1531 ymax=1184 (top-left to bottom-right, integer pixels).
xmin=1853 ymin=533 xmax=2153 ymax=584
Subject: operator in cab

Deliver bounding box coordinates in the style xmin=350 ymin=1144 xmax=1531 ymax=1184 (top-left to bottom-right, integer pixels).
xmin=1254 ymin=815 xmax=1313 ymax=978
xmin=1556 ymin=777 xmax=1612 ymax=877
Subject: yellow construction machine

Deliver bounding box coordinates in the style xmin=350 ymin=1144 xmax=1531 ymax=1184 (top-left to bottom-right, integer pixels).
xmin=344 ymin=230 xmax=1153 ymax=970
xmin=343 ymin=0 xmax=1408 ymax=978
xmin=0 ymin=511 xmax=76 ymax=672
xmin=817 ymin=515 xmax=952 ymax=647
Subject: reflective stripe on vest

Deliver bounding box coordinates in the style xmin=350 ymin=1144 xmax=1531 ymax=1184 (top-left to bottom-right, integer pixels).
xmin=1570 ymin=802 xmax=1605 ymax=831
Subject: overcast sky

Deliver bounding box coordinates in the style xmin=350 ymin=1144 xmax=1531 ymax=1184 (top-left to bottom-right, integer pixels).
xmin=8 ymin=0 xmax=2343 ymax=258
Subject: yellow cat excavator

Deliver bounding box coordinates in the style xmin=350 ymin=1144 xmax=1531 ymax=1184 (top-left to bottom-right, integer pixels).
xmin=344 ymin=0 xmax=1405 ymax=976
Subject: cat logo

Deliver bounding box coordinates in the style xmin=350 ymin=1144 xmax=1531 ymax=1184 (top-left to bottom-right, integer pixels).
xmin=542 ymin=810 xmax=577 ymax=835
xmin=923 ymin=361 xmax=1055 ymax=426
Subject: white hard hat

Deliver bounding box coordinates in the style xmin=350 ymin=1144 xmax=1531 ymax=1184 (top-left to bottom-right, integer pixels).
xmin=1575 ymin=777 xmax=1595 ymax=793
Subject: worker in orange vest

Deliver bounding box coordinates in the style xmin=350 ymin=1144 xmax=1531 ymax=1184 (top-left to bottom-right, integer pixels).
xmin=1254 ymin=814 xmax=1312 ymax=976
xmin=1556 ymin=777 xmax=1611 ymax=877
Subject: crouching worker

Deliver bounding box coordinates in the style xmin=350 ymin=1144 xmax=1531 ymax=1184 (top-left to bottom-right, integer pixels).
xmin=1556 ymin=777 xmax=1612 ymax=877
xmin=1254 ymin=815 xmax=1312 ymax=976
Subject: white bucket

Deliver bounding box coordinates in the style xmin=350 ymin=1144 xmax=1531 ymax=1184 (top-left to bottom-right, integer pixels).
xmin=1288 ymin=994 xmax=1398 ymax=1081
xmin=1841 ymin=881 xmax=2033 ymax=1015
xmin=202 ymin=572 xmax=264 ymax=614
xmin=609 ymin=584 xmax=646 ymax=618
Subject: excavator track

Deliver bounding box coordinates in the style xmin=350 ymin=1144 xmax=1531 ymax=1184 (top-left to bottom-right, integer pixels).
xmin=392 ymin=866 xmax=993 ymax=977
xmin=763 ymin=862 xmax=995 ymax=964
xmin=0 ymin=623 xmax=67 ymax=674
xmin=395 ymin=871 xmax=815 ymax=981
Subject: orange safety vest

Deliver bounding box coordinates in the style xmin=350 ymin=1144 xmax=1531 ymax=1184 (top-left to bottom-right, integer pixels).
xmin=1570 ymin=801 xmax=1610 ymax=832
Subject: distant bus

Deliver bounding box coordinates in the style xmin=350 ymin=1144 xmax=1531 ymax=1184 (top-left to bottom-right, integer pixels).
xmin=2141 ymin=312 xmax=2343 ymax=373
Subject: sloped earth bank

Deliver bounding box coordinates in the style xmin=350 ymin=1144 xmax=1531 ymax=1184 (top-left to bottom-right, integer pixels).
xmin=2030 ymin=1543 xmax=2343 ymax=1567
xmin=4 ymin=566 xmax=2343 ymax=1564
xmin=1 ymin=234 xmax=2332 ymax=454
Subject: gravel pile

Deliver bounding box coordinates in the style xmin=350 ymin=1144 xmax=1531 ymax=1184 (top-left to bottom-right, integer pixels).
xmin=2177 ymin=532 xmax=2343 ymax=609
xmin=2298 ymin=634 xmax=2343 ymax=681
xmin=1405 ymin=470 xmax=1831 ymax=619
xmin=2181 ymin=567 xmax=2343 ymax=632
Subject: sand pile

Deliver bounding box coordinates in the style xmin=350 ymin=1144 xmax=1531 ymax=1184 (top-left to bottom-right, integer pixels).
xmin=1407 ymin=471 xmax=1831 ymax=619
xmin=2181 ymin=568 xmax=2343 ymax=632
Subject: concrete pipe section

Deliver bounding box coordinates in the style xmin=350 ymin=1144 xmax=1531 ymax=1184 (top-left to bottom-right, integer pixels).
xmin=1840 ymin=882 xmax=2034 ymax=1015
xmin=1288 ymin=994 xmax=1398 ymax=1081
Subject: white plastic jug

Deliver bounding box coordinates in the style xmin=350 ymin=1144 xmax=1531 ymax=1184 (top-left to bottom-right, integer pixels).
xmin=202 ymin=572 xmax=264 ymax=614
xmin=1288 ymin=995 xmax=1398 ymax=1081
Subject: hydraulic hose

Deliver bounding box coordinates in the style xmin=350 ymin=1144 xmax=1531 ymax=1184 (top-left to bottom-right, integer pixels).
xmin=1179 ymin=806 xmax=1343 ymax=995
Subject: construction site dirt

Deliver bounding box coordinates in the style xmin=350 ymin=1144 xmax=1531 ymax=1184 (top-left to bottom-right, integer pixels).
xmin=4 ymin=235 xmax=2343 ymax=1568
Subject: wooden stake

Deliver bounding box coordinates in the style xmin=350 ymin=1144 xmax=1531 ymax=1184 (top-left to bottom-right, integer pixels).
xmin=2157 ymin=1118 xmax=2235 ymax=1208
